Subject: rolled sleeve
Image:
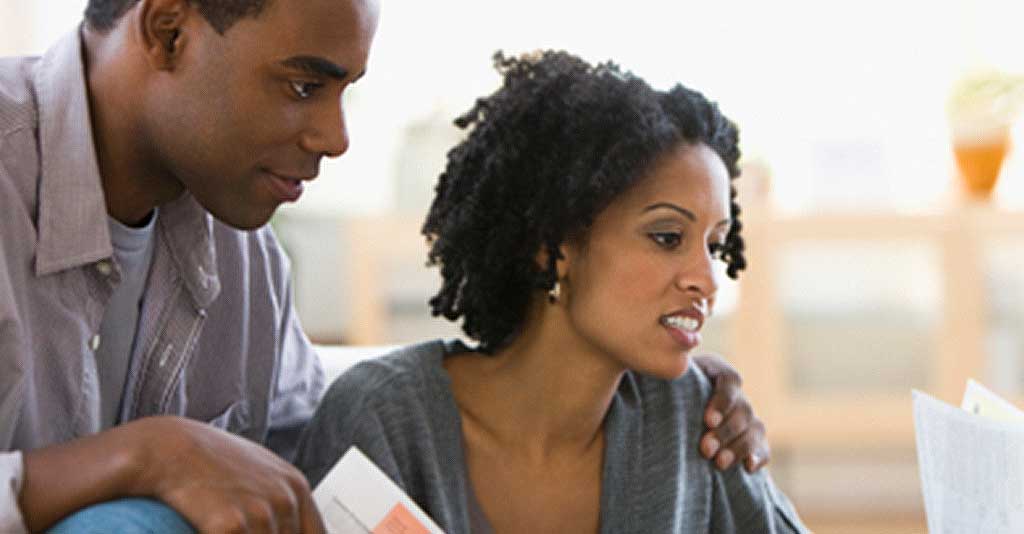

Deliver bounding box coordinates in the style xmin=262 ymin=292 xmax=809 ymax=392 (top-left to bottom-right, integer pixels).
xmin=0 ymin=451 xmax=28 ymax=534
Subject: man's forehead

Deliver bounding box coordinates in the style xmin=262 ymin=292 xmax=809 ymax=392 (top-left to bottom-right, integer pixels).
xmin=255 ymin=0 xmax=377 ymax=36
xmin=225 ymin=0 xmax=377 ymax=76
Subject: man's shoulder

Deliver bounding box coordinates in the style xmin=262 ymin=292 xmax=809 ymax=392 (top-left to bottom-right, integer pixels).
xmin=0 ymin=56 xmax=43 ymax=207
xmin=0 ymin=55 xmax=41 ymax=137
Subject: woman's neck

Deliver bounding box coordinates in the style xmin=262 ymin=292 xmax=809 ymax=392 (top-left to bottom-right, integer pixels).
xmin=446 ymin=302 xmax=625 ymax=462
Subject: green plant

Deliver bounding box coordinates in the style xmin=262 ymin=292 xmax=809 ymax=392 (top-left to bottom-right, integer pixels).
xmin=948 ymin=70 xmax=1024 ymax=127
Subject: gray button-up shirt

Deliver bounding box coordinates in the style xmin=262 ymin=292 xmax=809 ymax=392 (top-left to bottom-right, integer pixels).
xmin=0 ymin=28 xmax=325 ymax=531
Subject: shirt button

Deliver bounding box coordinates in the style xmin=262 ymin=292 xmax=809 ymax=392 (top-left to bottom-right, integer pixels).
xmin=96 ymin=261 xmax=112 ymax=277
xmin=89 ymin=334 xmax=101 ymax=351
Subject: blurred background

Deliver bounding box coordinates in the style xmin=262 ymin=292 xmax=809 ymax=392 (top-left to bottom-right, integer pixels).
xmin=5 ymin=1 xmax=1024 ymax=531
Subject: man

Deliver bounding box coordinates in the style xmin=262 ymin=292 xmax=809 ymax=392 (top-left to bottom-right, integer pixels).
xmin=0 ymin=0 xmax=769 ymax=532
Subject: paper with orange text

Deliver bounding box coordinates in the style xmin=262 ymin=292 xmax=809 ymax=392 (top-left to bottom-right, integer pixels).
xmin=312 ymin=446 xmax=446 ymax=534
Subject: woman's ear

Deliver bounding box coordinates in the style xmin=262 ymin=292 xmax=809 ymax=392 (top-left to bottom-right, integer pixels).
xmin=135 ymin=0 xmax=191 ymax=71
xmin=555 ymin=243 xmax=573 ymax=279
xmin=535 ymin=242 xmax=574 ymax=280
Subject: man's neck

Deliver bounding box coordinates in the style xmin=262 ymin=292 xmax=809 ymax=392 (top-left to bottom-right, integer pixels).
xmin=81 ymin=24 xmax=184 ymax=226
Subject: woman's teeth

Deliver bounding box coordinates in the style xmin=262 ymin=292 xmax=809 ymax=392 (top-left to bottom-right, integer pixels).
xmin=663 ymin=315 xmax=699 ymax=332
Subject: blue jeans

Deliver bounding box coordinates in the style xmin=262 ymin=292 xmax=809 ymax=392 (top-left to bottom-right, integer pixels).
xmin=48 ymin=498 xmax=195 ymax=534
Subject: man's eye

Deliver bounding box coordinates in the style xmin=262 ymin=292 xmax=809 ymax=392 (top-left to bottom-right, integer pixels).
xmin=650 ymin=232 xmax=682 ymax=249
xmin=289 ymin=80 xmax=322 ymax=99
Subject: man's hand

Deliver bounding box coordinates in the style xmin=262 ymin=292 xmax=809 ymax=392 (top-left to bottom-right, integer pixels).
xmin=136 ymin=417 xmax=324 ymax=534
xmin=20 ymin=416 xmax=325 ymax=533
xmin=692 ymin=354 xmax=770 ymax=473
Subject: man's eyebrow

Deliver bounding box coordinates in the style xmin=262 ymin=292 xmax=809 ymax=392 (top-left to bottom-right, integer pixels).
xmin=280 ymin=56 xmax=350 ymax=81
xmin=642 ymin=202 xmax=697 ymax=222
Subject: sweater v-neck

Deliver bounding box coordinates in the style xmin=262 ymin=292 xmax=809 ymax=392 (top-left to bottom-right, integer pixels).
xmin=424 ymin=340 xmax=644 ymax=534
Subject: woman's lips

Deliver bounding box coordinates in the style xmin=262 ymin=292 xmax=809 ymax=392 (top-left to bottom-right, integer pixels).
xmin=661 ymin=314 xmax=702 ymax=351
xmin=664 ymin=323 xmax=701 ymax=351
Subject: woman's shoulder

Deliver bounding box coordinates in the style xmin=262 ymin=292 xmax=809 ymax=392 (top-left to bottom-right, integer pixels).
xmin=321 ymin=340 xmax=452 ymax=404
xmin=296 ymin=339 xmax=462 ymax=485
xmin=629 ymin=359 xmax=714 ymax=415
xmin=710 ymin=466 xmax=810 ymax=533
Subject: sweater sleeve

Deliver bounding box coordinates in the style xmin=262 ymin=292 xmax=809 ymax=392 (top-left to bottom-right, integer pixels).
xmin=292 ymin=361 xmax=406 ymax=491
xmin=709 ymin=466 xmax=810 ymax=534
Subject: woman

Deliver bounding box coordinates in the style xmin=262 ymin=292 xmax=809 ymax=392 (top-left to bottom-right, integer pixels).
xmin=295 ymin=51 xmax=807 ymax=533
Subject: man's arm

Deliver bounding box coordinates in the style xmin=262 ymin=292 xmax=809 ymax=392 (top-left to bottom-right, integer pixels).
xmin=693 ymin=354 xmax=771 ymax=473
xmin=18 ymin=416 xmax=325 ymax=533
xmin=264 ymin=228 xmax=326 ymax=462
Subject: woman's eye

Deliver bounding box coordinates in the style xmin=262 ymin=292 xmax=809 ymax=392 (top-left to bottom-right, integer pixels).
xmin=650 ymin=232 xmax=682 ymax=249
xmin=289 ymin=80 xmax=321 ymax=99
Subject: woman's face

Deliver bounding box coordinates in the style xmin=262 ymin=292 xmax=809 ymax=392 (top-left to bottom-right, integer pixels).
xmin=561 ymin=142 xmax=732 ymax=379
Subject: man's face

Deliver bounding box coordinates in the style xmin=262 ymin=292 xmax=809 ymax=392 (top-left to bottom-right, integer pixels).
xmin=144 ymin=0 xmax=380 ymax=229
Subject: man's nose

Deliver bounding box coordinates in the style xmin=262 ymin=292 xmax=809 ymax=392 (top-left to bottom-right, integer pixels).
xmin=300 ymin=97 xmax=350 ymax=158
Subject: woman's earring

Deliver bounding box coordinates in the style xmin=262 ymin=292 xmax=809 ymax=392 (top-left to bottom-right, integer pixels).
xmin=548 ymin=281 xmax=561 ymax=303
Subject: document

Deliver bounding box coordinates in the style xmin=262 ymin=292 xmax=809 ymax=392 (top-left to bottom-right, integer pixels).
xmin=312 ymin=447 xmax=447 ymax=534
xmin=913 ymin=382 xmax=1024 ymax=534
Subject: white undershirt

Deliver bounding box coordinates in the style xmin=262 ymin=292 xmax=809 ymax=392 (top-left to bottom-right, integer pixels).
xmin=96 ymin=210 xmax=157 ymax=429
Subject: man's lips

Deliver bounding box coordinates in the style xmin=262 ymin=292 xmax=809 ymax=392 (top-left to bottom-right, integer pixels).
xmin=263 ymin=170 xmax=315 ymax=202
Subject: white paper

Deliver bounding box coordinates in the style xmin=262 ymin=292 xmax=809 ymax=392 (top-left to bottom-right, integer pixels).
xmin=961 ymin=379 xmax=1024 ymax=424
xmin=313 ymin=447 xmax=446 ymax=534
xmin=913 ymin=389 xmax=1024 ymax=533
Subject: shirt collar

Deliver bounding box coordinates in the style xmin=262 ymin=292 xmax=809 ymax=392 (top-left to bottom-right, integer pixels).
xmin=158 ymin=194 xmax=222 ymax=310
xmin=33 ymin=27 xmax=111 ymax=276
xmin=31 ymin=27 xmax=222 ymax=309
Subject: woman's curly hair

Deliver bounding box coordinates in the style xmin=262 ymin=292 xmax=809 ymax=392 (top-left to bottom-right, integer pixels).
xmin=423 ymin=50 xmax=745 ymax=353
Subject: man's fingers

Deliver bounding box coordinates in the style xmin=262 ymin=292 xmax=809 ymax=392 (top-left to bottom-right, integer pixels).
xmin=246 ymin=499 xmax=280 ymax=534
xmin=692 ymin=355 xmax=773 ymax=473
xmin=710 ymin=402 xmax=752 ymax=446
xmin=199 ymin=506 xmax=249 ymax=534
xmin=269 ymin=478 xmax=302 ymax=534
xmin=744 ymin=444 xmax=771 ymax=473
xmin=692 ymin=353 xmax=740 ymax=381
xmin=693 ymin=354 xmax=742 ymax=428
xmin=148 ymin=418 xmax=314 ymax=534
xmin=711 ymin=419 xmax=771 ymax=472
xmin=297 ymin=483 xmax=327 ymax=534
xmin=284 ymin=469 xmax=324 ymax=534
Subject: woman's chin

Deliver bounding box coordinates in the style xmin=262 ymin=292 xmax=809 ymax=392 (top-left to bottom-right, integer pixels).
xmin=633 ymin=351 xmax=692 ymax=380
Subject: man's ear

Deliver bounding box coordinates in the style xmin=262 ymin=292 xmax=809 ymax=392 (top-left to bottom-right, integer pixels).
xmin=135 ymin=0 xmax=191 ymax=71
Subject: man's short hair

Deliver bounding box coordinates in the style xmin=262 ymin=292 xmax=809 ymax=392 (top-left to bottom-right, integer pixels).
xmin=85 ymin=0 xmax=270 ymax=34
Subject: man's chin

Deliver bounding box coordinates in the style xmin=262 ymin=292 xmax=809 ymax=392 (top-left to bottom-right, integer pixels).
xmin=207 ymin=205 xmax=277 ymax=231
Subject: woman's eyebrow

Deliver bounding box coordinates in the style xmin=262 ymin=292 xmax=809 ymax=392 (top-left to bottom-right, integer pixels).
xmin=642 ymin=202 xmax=696 ymax=222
